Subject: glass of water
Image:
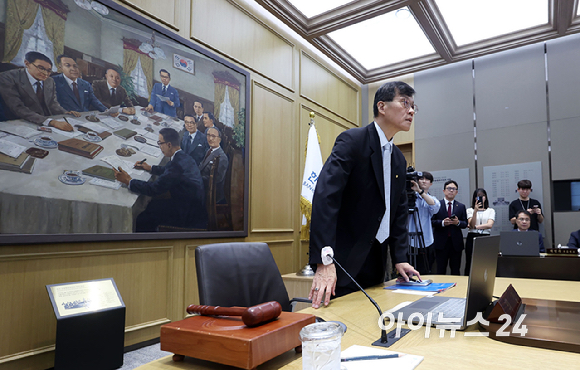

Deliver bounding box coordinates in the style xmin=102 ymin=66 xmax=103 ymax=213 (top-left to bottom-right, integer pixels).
xmin=300 ymin=322 xmax=344 ymax=370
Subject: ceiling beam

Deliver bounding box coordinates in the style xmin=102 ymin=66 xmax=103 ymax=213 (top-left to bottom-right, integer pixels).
xmin=410 ymin=1 xmax=453 ymax=62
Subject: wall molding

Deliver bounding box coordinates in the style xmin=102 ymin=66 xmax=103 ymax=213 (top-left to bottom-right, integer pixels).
xmin=116 ymin=0 xmax=180 ymax=31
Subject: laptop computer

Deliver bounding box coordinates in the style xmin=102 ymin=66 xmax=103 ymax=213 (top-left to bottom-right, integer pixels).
xmin=499 ymin=231 xmax=540 ymax=256
xmin=390 ymin=235 xmax=500 ymax=330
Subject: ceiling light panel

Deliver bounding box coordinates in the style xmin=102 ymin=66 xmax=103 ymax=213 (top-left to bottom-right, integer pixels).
xmin=327 ymin=7 xmax=436 ymax=70
xmin=287 ymin=0 xmax=353 ymax=18
xmin=435 ymin=0 xmax=548 ymax=46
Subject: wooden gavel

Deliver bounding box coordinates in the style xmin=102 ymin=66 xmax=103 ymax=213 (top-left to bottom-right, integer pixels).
xmin=186 ymin=301 xmax=282 ymax=327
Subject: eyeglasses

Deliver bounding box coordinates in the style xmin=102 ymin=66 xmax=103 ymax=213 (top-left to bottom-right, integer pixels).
xmin=31 ymin=63 xmax=52 ymax=74
xmin=445 ymin=187 xmax=458 ymax=191
xmin=184 ymin=121 xmax=196 ymax=125
xmin=157 ymin=140 xmax=167 ymax=146
xmin=517 ymin=218 xmax=530 ymax=222
xmin=207 ymin=134 xmax=220 ymax=139
xmin=62 ymin=63 xmax=79 ymax=70
xmin=400 ymin=98 xmax=418 ymax=113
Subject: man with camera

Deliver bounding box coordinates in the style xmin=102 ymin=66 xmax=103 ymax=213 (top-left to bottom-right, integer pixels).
xmin=408 ymin=170 xmax=440 ymax=275
xmin=431 ymin=180 xmax=468 ymax=275
xmin=509 ymin=179 xmax=543 ymax=231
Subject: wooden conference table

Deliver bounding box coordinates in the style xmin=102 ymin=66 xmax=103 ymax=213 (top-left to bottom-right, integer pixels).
xmin=136 ymin=276 xmax=580 ymax=370
xmin=0 ymin=107 xmax=181 ymax=234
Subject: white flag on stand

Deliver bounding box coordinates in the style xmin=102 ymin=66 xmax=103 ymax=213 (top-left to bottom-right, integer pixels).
xmin=300 ymin=121 xmax=323 ymax=239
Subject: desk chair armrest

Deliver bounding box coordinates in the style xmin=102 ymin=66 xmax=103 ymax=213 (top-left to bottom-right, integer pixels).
xmin=290 ymin=297 xmax=312 ymax=312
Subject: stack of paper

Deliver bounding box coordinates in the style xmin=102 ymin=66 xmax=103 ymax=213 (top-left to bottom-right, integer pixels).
xmin=99 ymin=116 xmax=124 ymax=130
xmin=0 ymin=139 xmax=27 ymax=158
xmin=0 ymin=123 xmax=40 ymax=139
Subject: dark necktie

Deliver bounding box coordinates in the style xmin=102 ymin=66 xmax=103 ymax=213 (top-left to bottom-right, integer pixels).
xmin=72 ymin=81 xmax=81 ymax=103
xmin=162 ymin=85 xmax=166 ymax=95
xmin=111 ymin=88 xmax=116 ymax=102
xmin=447 ymin=201 xmax=452 ymax=236
xmin=203 ymin=149 xmax=211 ymax=163
xmin=35 ymin=81 xmax=50 ymax=116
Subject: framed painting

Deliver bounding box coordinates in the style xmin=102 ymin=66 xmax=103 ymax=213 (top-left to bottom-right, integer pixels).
xmin=0 ymin=0 xmax=249 ymax=243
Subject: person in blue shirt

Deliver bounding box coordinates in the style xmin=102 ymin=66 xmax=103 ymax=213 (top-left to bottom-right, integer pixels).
xmin=514 ymin=210 xmax=545 ymax=253
xmin=53 ymin=55 xmax=107 ymax=113
xmin=408 ymin=171 xmax=440 ymax=275
xmin=145 ymin=69 xmax=180 ymax=117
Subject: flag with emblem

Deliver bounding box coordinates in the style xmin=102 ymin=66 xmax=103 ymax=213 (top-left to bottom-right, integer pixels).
xmin=173 ymin=54 xmax=194 ymax=74
xmin=300 ymin=113 xmax=323 ymax=240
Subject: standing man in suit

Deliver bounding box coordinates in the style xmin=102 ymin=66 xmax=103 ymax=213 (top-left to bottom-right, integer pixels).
xmin=0 ymin=51 xmax=79 ymax=131
xmin=113 ymin=127 xmax=207 ymax=231
xmin=308 ymin=81 xmax=420 ymax=308
xmin=181 ymin=114 xmax=209 ymax=166
xmin=92 ymin=68 xmax=135 ymax=115
xmin=193 ymin=101 xmax=204 ymax=130
xmin=145 ymin=69 xmax=180 ymax=117
xmin=53 ymin=55 xmax=107 ymax=113
xmin=199 ymin=127 xmax=228 ymax=204
xmin=431 ymin=180 xmax=468 ymax=275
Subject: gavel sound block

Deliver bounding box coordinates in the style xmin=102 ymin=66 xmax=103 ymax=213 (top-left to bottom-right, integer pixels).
xmin=160 ymin=302 xmax=315 ymax=370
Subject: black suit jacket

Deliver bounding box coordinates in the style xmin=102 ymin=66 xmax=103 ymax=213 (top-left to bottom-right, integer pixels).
xmin=181 ymin=130 xmax=208 ymax=166
xmin=309 ymin=123 xmax=409 ymax=289
xmin=431 ymin=199 xmax=468 ymax=251
xmin=569 ymin=230 xmax=580 ymax=249
xmin=130 ymin=150 xmax=207 ymax=228
xmin=92 ymin=80 xmax=133 ymax=108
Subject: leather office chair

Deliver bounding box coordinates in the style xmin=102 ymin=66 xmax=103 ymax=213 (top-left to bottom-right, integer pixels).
xmin=195 ymin=242 xmax=310 ymax=312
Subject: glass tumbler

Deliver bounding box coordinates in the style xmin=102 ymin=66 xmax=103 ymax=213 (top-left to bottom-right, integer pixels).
xmin=300 ymin=322 xmax=344 ymax=370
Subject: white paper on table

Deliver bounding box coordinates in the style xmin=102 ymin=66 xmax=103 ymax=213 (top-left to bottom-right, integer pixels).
xmin=89 ymin=177 xmax=122 ymax=190
xmin=51 ymin=126 xmax=83 ymax=138
xmin=340 ymin=345 xmax=423 ymax=370
xmin=136 ymin=129 xmax=159 ymax=142
xmin=0 ymin=123 xmax=40 ymax=139
xmin=122 ymin=142 xmax=161 ymax=157
xmin=100 ymin=155 xmax=133 ymax=174
xmin=0 ymin=132 xmax=7 ymax=139
xmin=66 ymin=117 xmax=108 ymax=133
xmin=0 ymin=139 xmax=27 ymax=158
xmin=100 ymin=105 xmax=121 ymax=116
xmin=99 ymin=116 xmax=124 ymax=130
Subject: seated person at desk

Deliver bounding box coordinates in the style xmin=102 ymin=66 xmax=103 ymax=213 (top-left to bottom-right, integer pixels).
xmin=199 ymin=127 xmax=228 ymax=204
xmin=113 ymin=128 xmax=207 ymax=231
xmin=53 ymin=54 xmax=107 ymax=113
xmin=181 ymin=114 xmax=208 ymax=166
xmin=514 ymin=210 xmax=545 ymax=252
xmin=144 ymin=69 xmax=179 ymax=117
xmin=0 ymin=51 xmax=80 ymax=131
xmin=568 ymin=229 xmax=580 ymax=249
xmin=92 ymin=68 xmax=135 ymax=115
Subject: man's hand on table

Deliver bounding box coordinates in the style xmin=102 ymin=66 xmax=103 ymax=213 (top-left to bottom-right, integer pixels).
xmin=122 ymin=107 xmax=136 ymax=115
xmin=65 ymin=111 xmax=81 ymax=117
xmin=395 ymin=262 xmax=421 ymax=282
xmin=309 ymin=263 xmax=336 ymax=308
xmin=49 ymin=120 xmax=73 ymax=132
xmin=145 ymin=105 xmax=154 ymax=113
xmin=113 ymin=166 xmax=132 ymax=185
xmin=134 ymin=161 xmax=151 ymax=172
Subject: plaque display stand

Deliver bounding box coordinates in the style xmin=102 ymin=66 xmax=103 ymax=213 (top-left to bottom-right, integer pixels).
xmin=482 ymin=284 xmax=580 ymax=353
xmin=47 ymin=278 xmax=126 ymax=370
xmin=160 ymin=311 xmax=315 ymax=369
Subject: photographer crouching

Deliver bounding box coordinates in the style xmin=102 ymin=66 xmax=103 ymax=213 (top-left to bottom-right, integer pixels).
xmin=407 ymin=169 xmax=440 ymax=275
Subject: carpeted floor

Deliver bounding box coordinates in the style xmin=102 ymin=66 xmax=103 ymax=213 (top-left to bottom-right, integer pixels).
xmin=118 ymin=343 xmax=172 ymax=370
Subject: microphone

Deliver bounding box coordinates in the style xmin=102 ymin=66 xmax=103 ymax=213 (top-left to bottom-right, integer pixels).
xmin=328 ymin=254 xmax=409 ymax=347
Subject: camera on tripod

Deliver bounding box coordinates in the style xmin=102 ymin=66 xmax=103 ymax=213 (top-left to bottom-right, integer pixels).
xmin=406 ymin=166 xmax=423 ymax=204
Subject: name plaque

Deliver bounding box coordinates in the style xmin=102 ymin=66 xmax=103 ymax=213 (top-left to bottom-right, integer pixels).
xmin=47 ymin=278 xmax=124 ymax=319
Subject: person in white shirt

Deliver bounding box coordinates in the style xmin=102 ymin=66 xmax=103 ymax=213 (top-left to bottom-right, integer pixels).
xmin=465 ymin=188 xmax=495 ymax=275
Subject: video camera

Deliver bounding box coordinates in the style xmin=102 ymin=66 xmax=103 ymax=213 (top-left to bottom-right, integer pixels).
xmin=406 ymin=166 xmax=423 ymax=204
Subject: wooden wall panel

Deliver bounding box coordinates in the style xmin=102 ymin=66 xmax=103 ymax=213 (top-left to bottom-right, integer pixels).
xmin=300 ymin=52 xmax=359 ymax=125
xmin=114 ymin=0 xmax=180 ymax=31
xmin=251 ymin=82 xmax=295 ymax=233
xmin=0 ymin=247 xmax=172 ymax=365
xmin=190 ymin=0 xmax=294 ymax=90
xmin=267 ymin=240 xmax=295 ymax=274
